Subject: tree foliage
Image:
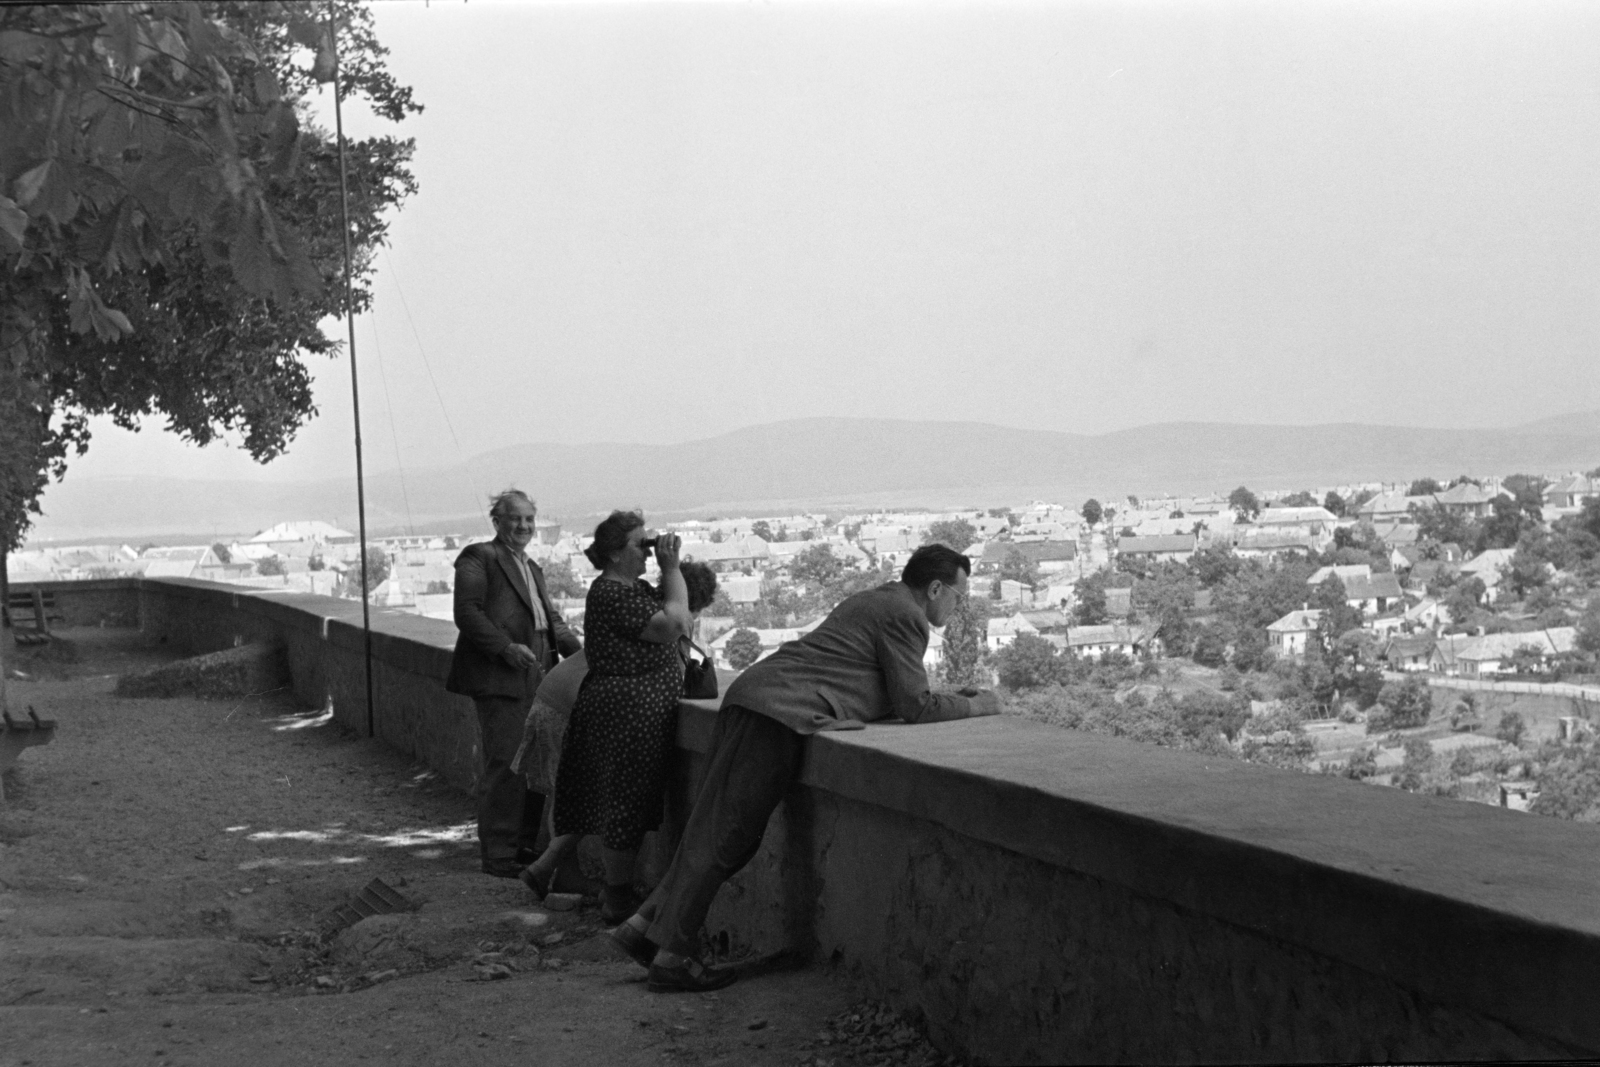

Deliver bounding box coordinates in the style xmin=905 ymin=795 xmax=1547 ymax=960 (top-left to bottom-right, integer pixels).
xmin=1073 ymin=570 xmax=1109 ymax=625
xmin=923 ymin=518 xmax=976 ymax=553
xmin=938 ymin=591 xmax=989 ymax=687
xmin=1408 ymin=478 xmax=1442 ymax=496
xmin=0 ymin=2 xmax=419 ymax=549
xmin=1530 ymin=743 xmax=1600 ymax=821
xmin=994 ymin=633 xmax=1066 ymax=690
xmin=1080 ymin=498 xmax=1102 ymax=526
xmin=1495 ymin=711 xmax=1526 ymax=747
xmin=1228 ymin=486 xmax=1261 ymax=520
xmin=998 ymin=547 xmax=1041 ymax=591
xmin=542 ymin=558 xmax=586 ymax=599
xmin=1367 ymin=675 xmax=1432 ymax=733
xmin=789 ymin=543 xmax=843 ymax=587
xmin=725 ymin=628 xmax=762 ymax=670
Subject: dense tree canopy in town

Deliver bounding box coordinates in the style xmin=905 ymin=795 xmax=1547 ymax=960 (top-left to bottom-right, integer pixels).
xmin=998 ymin=547 xmax=1040 ymax=591
xmin=1227 ymin=485 xmax=1260 ymax=520
xmin=0 ymin=2 xmax=419 ymax=550
xmin=922 ymin=518 xmax=976 ymax=553
xmin=938 ymin=592 xmax=988 ymax=688
xmin=725 ymin=628 xmax=762 ymax=671
xmin=789 ymin=542 xmax=844 ymax=587
xmin=1080 ymin=498 xmax=1102 ymax=526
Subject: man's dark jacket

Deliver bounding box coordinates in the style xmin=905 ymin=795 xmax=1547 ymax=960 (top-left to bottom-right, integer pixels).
xmin=446 ymin=540 xmax=582 ymax=699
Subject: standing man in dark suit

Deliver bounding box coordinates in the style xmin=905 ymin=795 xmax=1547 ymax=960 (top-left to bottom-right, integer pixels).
xmin=446 ymin=489 xmax=582 ymax=878
xmin=609 ymin=542 xmax=1001 ymax=991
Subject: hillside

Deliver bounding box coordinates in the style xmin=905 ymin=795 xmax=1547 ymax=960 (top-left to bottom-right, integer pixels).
xmin=26 ymin=414 xmax=1600 ymax=541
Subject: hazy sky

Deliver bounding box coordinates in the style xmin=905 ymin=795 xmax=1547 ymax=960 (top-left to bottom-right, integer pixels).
xmin=54 ymin=0 xmax=1600 ymax=488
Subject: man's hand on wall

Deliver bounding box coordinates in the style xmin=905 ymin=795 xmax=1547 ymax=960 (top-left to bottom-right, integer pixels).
xmin=966 ymin=691 xmax=1003 ymax=717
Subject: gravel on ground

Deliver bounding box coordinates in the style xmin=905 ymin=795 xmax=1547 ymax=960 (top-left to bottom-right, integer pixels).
xmin=0 ymin=627 xmax=953 ymax=1067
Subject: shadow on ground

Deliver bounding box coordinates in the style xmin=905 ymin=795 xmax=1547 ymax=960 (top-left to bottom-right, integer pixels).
xmin=0 ymin=627 xmax=902 ymax=1067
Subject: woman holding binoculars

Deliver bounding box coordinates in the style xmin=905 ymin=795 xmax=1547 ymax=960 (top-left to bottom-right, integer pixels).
xmin=519 ymin=510 xmax=694 ymax=921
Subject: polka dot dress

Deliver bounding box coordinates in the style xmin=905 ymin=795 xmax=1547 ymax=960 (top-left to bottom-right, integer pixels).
xmin=552 ymin=578 xmax=684 ymax=852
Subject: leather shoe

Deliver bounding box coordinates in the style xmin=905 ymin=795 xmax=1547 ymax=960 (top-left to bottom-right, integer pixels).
xmin=607 ymin=923 xmax=657 ymax=970
xmin=647 ymin=958 xmax=736 ymax=993
xmin=482 ymin=858 xmax=524 ymax=879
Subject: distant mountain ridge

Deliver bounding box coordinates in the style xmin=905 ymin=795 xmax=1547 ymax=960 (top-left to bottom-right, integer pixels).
xmin=27 ymin=414 xmax=1600 ymax=541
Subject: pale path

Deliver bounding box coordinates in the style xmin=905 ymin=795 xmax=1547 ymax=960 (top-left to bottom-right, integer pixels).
xmin=0 ymin=629 xmax=863 ymax=1067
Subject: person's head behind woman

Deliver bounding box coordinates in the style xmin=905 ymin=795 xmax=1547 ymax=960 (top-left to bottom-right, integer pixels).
xmin=679 ymin=560 xmax=718 ymax=615
xmin=585 ymin=510 xmax=645 ymax=571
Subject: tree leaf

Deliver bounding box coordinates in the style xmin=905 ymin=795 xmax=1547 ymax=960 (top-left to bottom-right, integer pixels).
xmin=285 ymin=12 xmax=324 ymax=50
xmin=0 ymin=30 xmax=47 ymax=63
xmin=13 ymin=160 xmax=50 ymax=206
xmin=0 ymin=194 xmax=26 ymax=250
xmin=103 ymin=6 xmax=142 ymax=76
xmin=261 ymin=101 xmax=300 ymax=179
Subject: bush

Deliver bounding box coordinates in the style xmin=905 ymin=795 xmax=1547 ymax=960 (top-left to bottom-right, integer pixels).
xmin=725 ymin=628 xmax=763 ymax=670
xmin=1398 ymin=737 xmax=1434 ymax=791
xmin=1344 ymin=746 xmax=1378 ymax=779
xmin=1176 ymin=689 xmax=1249 ymax=742
xmin=1191 ymin=624 xmax=1228 ymax=668
xmin=1496 ymin=711 xmax=1527 ymax=747
xmin=1368 ymin=676 xmax=1432 ymax=733
xmin=995 ymin=634 xmax=1068 ymax=690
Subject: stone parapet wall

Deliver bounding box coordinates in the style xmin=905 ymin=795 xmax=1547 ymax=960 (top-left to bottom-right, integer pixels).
xmin=12 ymin=578 xmax=1600 ymax=1063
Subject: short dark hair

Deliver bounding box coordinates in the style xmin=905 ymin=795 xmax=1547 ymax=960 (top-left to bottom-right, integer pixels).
xmin=680 ymin=560 xmax=718 ymax=614
xmin=584 ymin=510 xmax=645 ymax=570
xmin=489 ymin=488 xmax=535 ymax=520
xmin=901 ymin=543 xmax=971 ymax=590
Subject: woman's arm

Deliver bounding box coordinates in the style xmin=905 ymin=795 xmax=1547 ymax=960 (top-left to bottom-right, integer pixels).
xmin=638 ymin=533 xmax=693 ymax=644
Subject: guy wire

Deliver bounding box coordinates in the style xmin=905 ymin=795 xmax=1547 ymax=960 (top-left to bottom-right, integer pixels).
xmin=329 ymin=2 xmax=376 ymax=740
xmin=379 ymin=247 xmax=486 ymax=510
xmin=368 ymin=306 xmax=417 ymax=537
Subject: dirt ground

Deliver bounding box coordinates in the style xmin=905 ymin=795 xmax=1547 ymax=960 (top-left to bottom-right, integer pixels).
xmin=0 ymin=628 xmax=937 ymax=1067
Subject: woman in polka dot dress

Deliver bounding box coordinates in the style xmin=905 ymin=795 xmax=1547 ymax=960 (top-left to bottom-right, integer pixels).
xmin=521 ymin=510 xmax=692 ymax=921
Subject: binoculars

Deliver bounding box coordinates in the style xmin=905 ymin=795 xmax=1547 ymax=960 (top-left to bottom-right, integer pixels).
xmin=640 ymin=536 xmax=660 ymax=550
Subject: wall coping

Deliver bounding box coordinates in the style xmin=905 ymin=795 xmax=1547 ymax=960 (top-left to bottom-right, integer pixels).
xmin=20 ymin=577 xmax=1600 ymax=1051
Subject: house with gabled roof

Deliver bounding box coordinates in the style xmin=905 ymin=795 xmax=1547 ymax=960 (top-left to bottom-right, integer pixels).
xmin=1454 ymin=627 xmax=1577 ymax=677
xmin=1065 ymin=623 xmax=1153 ymax=661
xmin=1307 ymin=564 xmax=1372 ymax=587
xmin=986 ymin=612 xmax=1040 ymax=651
xmin=1116 ymin=534 xmax=1195 ymax=563
xmin=1267 ymin=609 xmax=1323 ymax=658
xmin=1545 ymin=474 xmax=1600 ymax=510
xmin=1461 ymin=548 xmax=1515 ymax=601
xmin=1340 ymin=572 xmax=1404 ymax=616
xmin=1433 ymin=483 xmax=1504 ymax=518
xmin=1381 ymin=633 xmax=1436 ymax=672
xmin=1233 ymin=533 xmax=1319 ymax=559
xmin=1357 ymin=493 xmax=1434 ymax=523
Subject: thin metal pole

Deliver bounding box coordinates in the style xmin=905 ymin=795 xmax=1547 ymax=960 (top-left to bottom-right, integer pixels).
xmin=329 ymin=3 xmax=376 ymax=740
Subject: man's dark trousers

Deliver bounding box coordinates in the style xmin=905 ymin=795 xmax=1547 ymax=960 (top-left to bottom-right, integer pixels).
xmin=475 ymin=694 xmax=544 ymax=862
xmin=637 ymin=704 xmax=806 ymax=956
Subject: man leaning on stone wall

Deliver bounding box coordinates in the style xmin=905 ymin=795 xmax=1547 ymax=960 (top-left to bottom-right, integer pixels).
xmin=445 ymin=490 xmax=582 ymax=877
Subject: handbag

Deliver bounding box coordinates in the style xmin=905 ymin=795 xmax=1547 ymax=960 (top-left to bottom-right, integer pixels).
xmin=679 ymin=639 xmax=719 ymax=700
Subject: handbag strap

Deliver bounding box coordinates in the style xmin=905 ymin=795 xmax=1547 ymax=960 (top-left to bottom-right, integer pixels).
xmin=677 ymin=636 xmax=709 ymax=664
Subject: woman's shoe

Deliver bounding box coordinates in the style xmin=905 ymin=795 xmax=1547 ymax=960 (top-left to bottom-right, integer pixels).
xmin=599 ymin=884 xmax=640 ymax=925
xmin=519 ymin=865 xmax=556 ymax=902
xmin=607 ymin=923 xmax=657 ymax=970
